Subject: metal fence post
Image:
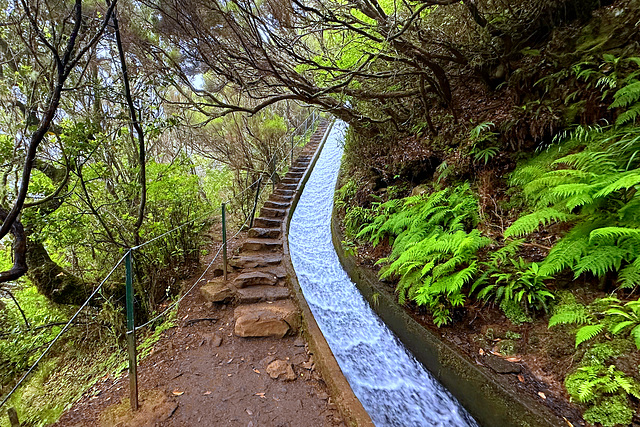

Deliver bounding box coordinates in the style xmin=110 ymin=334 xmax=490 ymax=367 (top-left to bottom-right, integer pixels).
xmin=290 ymin=134 xmax=294 ymax=166
xmin=222 ymin=203 xmax=228 ymax=280
xmin=249 ymin=177 xmax=262 ymax=229
xmin=125 ymin=250 xmax=138 ymax=411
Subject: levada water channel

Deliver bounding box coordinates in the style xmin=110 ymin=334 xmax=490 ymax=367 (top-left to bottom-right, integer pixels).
xmin=288 ymin=121 xmax=479 ymax=427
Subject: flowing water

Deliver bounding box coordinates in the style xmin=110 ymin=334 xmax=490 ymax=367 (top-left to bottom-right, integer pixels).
xmin=288 ymin=121 xmax=479 ymax=427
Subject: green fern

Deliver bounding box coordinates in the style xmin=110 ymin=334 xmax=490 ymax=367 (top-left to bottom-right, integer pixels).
xmin=360 ymin=184 xmax=489 ymax=326
xmin=504 ymin=208 xmax=571 ymax=238
xmin=610 ymin=81 xmax=640 ymax=109
xmin=548 ymin=302 xmax=591 ymax=327
xmin=575 ymin=324 xmax=606 ymax=347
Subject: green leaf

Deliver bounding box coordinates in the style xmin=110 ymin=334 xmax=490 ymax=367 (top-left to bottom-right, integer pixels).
xmin=575 ymin=324 xmax=605 ymax=347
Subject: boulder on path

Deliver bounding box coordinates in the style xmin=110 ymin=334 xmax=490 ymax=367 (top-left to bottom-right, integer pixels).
xmin=200 ymin=279 xmax=235 ymax=302
xmin=267 ymin=360 xmax=296 ymax=381
xmin=234 ymin=300 xmax=300 ymax=338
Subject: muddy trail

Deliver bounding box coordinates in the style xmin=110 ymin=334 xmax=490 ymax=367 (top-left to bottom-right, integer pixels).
xmin=54 ymin=121 xmax=346 ymax=427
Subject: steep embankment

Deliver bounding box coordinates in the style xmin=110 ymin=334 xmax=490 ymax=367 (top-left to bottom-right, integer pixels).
xmin=335 ymin=1 xmax=640 ymax=426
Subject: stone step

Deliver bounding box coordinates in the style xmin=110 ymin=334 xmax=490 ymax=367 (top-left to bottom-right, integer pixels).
xmin=229 ymin=253 xmax=283 ymax=269
xmin=200 ymin=279 xmax=235 ymax=302
xmin=235 ymin=286 xmax=290 ymax=304
xmin=264 ymin=200 xmax=289 ymax=209
xmin=234 ymin=300 xmax=300 ymax=338
xmin=241 ymin=238 xmax=282 ymax=252
xmin=279 ymin=183 xmax=298 ymax=190
xmin=269 ymin=194 xmax=293 ymax=203
xmin=234 ymin=271 xmax=278 ymax=288
xmin=248 ymin=227 xmax=281 ymax=239
xmin=260 ymin=207 xmax=286 ymax=218
xmin=281 ymin=179 xmax=299 ymax=185
xmin=253 ymin=217 xmax=280 ymax=228
xmin=289 ymin=167 xmax=306 ymax=173
xmin=254 ymin=265 xmax=287 ymax=279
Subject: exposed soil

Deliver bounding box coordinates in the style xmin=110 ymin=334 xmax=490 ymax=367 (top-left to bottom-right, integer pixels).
xmin=52 ymin=233 xmax=344 ymax=427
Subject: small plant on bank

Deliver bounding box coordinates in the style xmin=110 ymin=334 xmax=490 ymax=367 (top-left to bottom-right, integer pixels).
xmin=565 ymin=364 xmax=640 ymax=427
xmin=476 ymin=257 xmax=555 ymax=315
xmin=549 ymin=295 xmax=640 ymax=348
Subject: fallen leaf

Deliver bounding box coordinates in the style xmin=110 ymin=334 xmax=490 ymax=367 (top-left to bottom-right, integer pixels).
xmin=505 ymin=357 xmax=521 ymax=362
xmin=478 ymin=348 xmax=485 ymax=355
xmin=538 ymin=392 xmax=546 ymax=399
xmin=204 ymin=391 xmax=212 ymax=395
xmin=563 ymin=417 xmax=574 ymax=427
xmin=227 ymin=374 xmax=232 ymax=377
xmin=255 ymin=392 xmax=265 ymax=398
xmin=172 ymin=390 xmax=184 ymax=396
xmin=517 ymin=374 xmax=524 ymax=383
xmin=183 ymin=315 xmax=188 ymax=320
xmin=253 ymin=368 xmax=261 ymax=374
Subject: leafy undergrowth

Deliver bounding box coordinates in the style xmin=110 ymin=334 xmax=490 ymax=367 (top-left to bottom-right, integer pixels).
xmin=0 ymin=282 xmax=177 ymax=427
xmin=335 ymin=22 xmax=640 ymax=425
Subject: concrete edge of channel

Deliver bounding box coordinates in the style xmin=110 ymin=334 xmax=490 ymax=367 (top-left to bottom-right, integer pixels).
xmin=329 ymin=185 xmax=571 ymax=427
xmin=282 ymin=119 xmax=375 ymax=427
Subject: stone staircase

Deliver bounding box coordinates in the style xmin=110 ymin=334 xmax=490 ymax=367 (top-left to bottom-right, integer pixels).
xmin=200 ymin=120 xmax=329 ymax=339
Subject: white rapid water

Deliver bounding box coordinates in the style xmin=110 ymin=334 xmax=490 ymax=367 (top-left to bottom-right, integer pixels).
xmin=288 ymin=121 xmax=478 ymax=427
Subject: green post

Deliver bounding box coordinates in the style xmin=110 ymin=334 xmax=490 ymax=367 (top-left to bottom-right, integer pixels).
xmin=249 ymin=177 xmax=262 ymax=229
xmin=125 ymin=250 xmax=138 ymax=411
xmin=222 ymin=203 xmax=228 ymax=280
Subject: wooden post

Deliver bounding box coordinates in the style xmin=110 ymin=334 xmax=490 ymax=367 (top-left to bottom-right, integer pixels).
xmin=7 ymin=407 xmax=20 ymax=427
xmin=125 ymin=250 xmax=138 ymax=411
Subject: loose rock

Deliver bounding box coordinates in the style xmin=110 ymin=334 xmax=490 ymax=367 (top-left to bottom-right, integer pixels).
xmin=267 ymin=360 xmax=296 ymax=381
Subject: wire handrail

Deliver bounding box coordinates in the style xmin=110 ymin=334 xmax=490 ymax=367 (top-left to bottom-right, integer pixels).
xmin=0 ymin=252 xmax=128 ymax=408
xmin=0 ymin=109 xmax=323 ymax=417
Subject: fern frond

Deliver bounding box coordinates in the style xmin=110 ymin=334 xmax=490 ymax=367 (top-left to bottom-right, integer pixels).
xmin=630 ymin=325 xmax=640 ymax=349
xmin=616 ymin=105 xmax=640 ymax=126
xmin=593 ymin=171 xmax=640 ymax=198
xmin=611 ymin=81 xmax=640 ymax=108
xmin=548 ymin=304 xmax=591 ymax=327
xmin=573 ymin=245 xmax=628 ymax=278
xmin=504 ymin=208 xmax=571 ymax=239
xmin=589 ymin=227 xmax=640 ymax=242
xmin=553 ymin=151 xmax=617 ymax=173
xmin=619 ymin=258 xmax=640 ymax=289
xmin=575 ymin=324 xmax=605 ymax=347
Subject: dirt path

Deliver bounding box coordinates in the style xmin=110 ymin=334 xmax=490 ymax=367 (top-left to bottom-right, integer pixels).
xmin=54 ymin=122 xmax=346 ymax=427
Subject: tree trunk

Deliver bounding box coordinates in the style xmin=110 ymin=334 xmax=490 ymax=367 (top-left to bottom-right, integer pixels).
xmin=25 ymin=238 xmax=92 ymax=305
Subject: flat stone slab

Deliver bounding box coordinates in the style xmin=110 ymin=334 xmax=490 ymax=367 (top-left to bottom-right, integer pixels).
xmin=264 ymin=200 xmax=290 ymax=209
xmin=255 ymin=265 xmax=287 ymax=279
xmin=200 ymin=280 xmax=235 ymax=302
xmin=260 ymin=207 xmax=286 ymax=218
xmin=254 ymin=217 xmax=280 ymax=228
xmin=248 ymin=227 xmax=281 ymax=239
xmin=235 ymin=286 xmax=290 ymax=303
xmin=234 ymin=271 xmax=278 ymax=288
xmin=234 ymin=300 xmax=300 ymax=338
xmin=229 ymin=253 xmax=283 ymax=268
xmin=241 ymin=238 xmax=282 ymax=252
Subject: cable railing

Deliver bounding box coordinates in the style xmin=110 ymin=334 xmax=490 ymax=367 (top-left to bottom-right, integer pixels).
xmin=0 ymin=110 xmax=323 ymax=422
